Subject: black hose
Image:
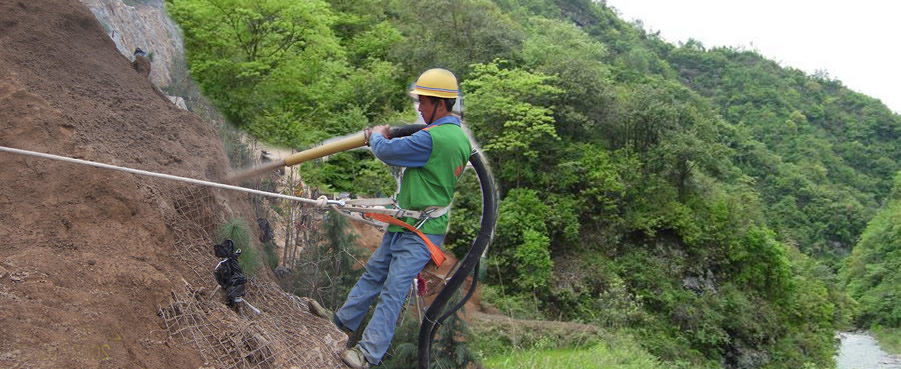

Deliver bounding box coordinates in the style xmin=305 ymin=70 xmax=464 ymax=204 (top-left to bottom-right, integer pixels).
xmin=437 ymin=259 xmax=479 ymax=324
xmin=417 ymin=149 xmax=497 ymax=369
xmin=389 ymin=123 xmax=428 ymax=138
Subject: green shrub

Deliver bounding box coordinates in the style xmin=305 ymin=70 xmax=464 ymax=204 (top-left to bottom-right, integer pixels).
xmin=545 ymin=254 xmax=648 ymax=328
xmin=844 ymin=197 xmax=901 ymax=328
xmin=216 ymin=217 xmax=261 ymax=278
xmin=238 ymin=246 xmax=263 ymax=279
xmin=381 ymin=293 xmax=478 ymax=369
xmin=480 ymin=284 xmax=543 ymax=321
xmin=263 ymin=240 xmax=279 ymax=271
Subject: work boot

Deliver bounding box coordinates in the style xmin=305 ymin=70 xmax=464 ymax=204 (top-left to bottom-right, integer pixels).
xmin=341 ymin=345 xmax=370 ymax=369
xmin=309 ymin=300 xmax=354 ymax=337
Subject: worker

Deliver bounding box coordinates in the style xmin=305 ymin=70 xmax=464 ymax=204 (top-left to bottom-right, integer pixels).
xmin=309 ymin=68 xmax=472 ymax=368
xmin=131 ymin=48 xmax=151 ymax=77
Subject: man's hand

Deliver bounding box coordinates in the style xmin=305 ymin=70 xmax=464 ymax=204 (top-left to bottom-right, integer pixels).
xmin=371 ymin=124 xmax=391 ymax=140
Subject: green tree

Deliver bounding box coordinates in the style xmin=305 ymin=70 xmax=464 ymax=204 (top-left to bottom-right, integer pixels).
xmin=388 ymin=0 xmax=524 ymax=76
xmin=463 ymin=61 xmax=561 ymax=187
xmin=519 ymin=16 xmax=615 ymax=141
xmin=490 ymin=189 xmax=552 ymax=293
xmin=167 ymin=0 xmax=407 ymax=147
xmin=844 ymin=172 xmax=901 ymax=327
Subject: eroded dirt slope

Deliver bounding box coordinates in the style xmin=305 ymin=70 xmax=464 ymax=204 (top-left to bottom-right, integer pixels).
xmin=0 ymin=1 xmax=344 ymax=368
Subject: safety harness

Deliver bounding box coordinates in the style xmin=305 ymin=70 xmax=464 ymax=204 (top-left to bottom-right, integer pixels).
xmin=326 ymin=196 xmax=448 ymax=268
xmin=365 ymin=213 xmax=445 ymax=267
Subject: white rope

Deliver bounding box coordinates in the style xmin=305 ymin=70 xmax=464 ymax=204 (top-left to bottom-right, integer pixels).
xmin=315 ymin=195 xmax=329 ymax=208
xmin=0 ymin=145 xmax=436 ymax=222
xmin=0 ymin=145 xmax=322 ymax=205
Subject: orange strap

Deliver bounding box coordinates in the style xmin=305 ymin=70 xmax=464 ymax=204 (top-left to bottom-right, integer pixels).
xmin=365 ymin=213 xmax=446 ymax=268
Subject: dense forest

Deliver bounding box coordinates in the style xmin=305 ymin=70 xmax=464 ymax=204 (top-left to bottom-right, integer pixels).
xmin=843 ymin=173 xmax=901 ymax=354
xmin=164 ymin=0 xmax=901 ymax=368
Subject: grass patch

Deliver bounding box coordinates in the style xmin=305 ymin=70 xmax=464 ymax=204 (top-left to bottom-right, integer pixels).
xmin=872 ymin=326 xmax=901 ymax=355
xmin=216 ymin=218 xmax=261 ymax=278
xmin=482 ymin=343 xmax=675 ymax=369
xmin=470 ymin=314 xmax=701 ymax=369
xmin=471 ymin=318 xmax=600 ymax=355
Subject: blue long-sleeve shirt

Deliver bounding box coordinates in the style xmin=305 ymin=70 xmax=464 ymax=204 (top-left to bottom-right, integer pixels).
xmin=369 ymin=116 xmax=462 ymax=167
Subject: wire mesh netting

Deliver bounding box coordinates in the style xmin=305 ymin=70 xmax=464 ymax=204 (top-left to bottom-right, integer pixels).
xmin=158 ymin=185 xmax=347 ymax=369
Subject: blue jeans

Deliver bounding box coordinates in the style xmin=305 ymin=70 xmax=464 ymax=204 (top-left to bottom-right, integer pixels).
xmin=335 ymin=231 xmax=443 ymax=364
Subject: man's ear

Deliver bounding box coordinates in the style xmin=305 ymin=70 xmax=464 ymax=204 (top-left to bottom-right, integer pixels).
xmin=439 ymin=98 xmax=452 ymax=113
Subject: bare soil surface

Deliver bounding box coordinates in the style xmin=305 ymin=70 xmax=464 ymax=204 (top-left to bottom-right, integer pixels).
xmin=0 ymin=1 xmax=343 ymax=368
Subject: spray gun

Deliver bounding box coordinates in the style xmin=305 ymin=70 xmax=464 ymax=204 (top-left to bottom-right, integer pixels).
xmin=227 ymin=124 xmax=427 ymax=183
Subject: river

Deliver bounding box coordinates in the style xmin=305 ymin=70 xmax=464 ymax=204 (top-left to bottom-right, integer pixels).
xmin=837 ymin=332 xmax=901 ymax=369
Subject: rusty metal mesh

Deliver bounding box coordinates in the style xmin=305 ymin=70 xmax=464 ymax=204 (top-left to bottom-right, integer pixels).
xmin=157 ymin=185 xmax=347 ymax=369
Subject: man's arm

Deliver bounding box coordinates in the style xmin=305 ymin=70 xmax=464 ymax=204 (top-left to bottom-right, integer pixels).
xmin=369 ymin=129 xmax=432 ymax=167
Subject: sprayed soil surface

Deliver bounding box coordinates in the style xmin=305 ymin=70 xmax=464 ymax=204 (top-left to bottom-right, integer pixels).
xmin=0 ymin=0 xmax=346 ymax=368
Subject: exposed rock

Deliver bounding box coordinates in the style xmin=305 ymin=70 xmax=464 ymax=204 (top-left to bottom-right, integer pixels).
xmin=9 ymin=271 xmax=28 ymax=283
xmin=0 ymin=350 xmax=21 ymax=362
xmin=78 ymin=0 xmax=182 ymax=88
xmin=682 ymin=268 xmax=718 ymax=295
xmin=167 ymin=95 xmax=187 ymax=110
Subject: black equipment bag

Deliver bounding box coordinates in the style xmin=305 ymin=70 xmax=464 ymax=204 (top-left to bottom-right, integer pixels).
xmin=213 ymin=239 xmax=247 ymax=306
xmin=257 ymin=218 xmax=274 ymax=243
xmin=214 ymin=239 xmax=235 ymax=258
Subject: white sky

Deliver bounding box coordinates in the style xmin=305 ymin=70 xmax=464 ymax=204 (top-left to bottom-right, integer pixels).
xmin=605 ymin=0 xmax=901 ymax=114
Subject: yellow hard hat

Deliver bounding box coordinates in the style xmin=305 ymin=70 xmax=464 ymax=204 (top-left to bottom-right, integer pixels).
xmin=410 ymin=68 xmax=459 ymax=99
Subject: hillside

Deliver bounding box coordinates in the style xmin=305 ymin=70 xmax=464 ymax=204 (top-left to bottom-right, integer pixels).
xmin=843 ymin=173 xmax=901 ymax=349
xmin=0 ymin=0 xmax=346 ymax=367
xmin=5 ymin=0 xmax=898 ymax=368
xmin=664 ymin=45 xmax=901 ymax=262
xmin=161 ymin=0 xmax=901 ymax=367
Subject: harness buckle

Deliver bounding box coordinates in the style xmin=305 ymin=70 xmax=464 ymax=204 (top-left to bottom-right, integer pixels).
xmin=414 ymin=208 xmax=438 ymax=230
